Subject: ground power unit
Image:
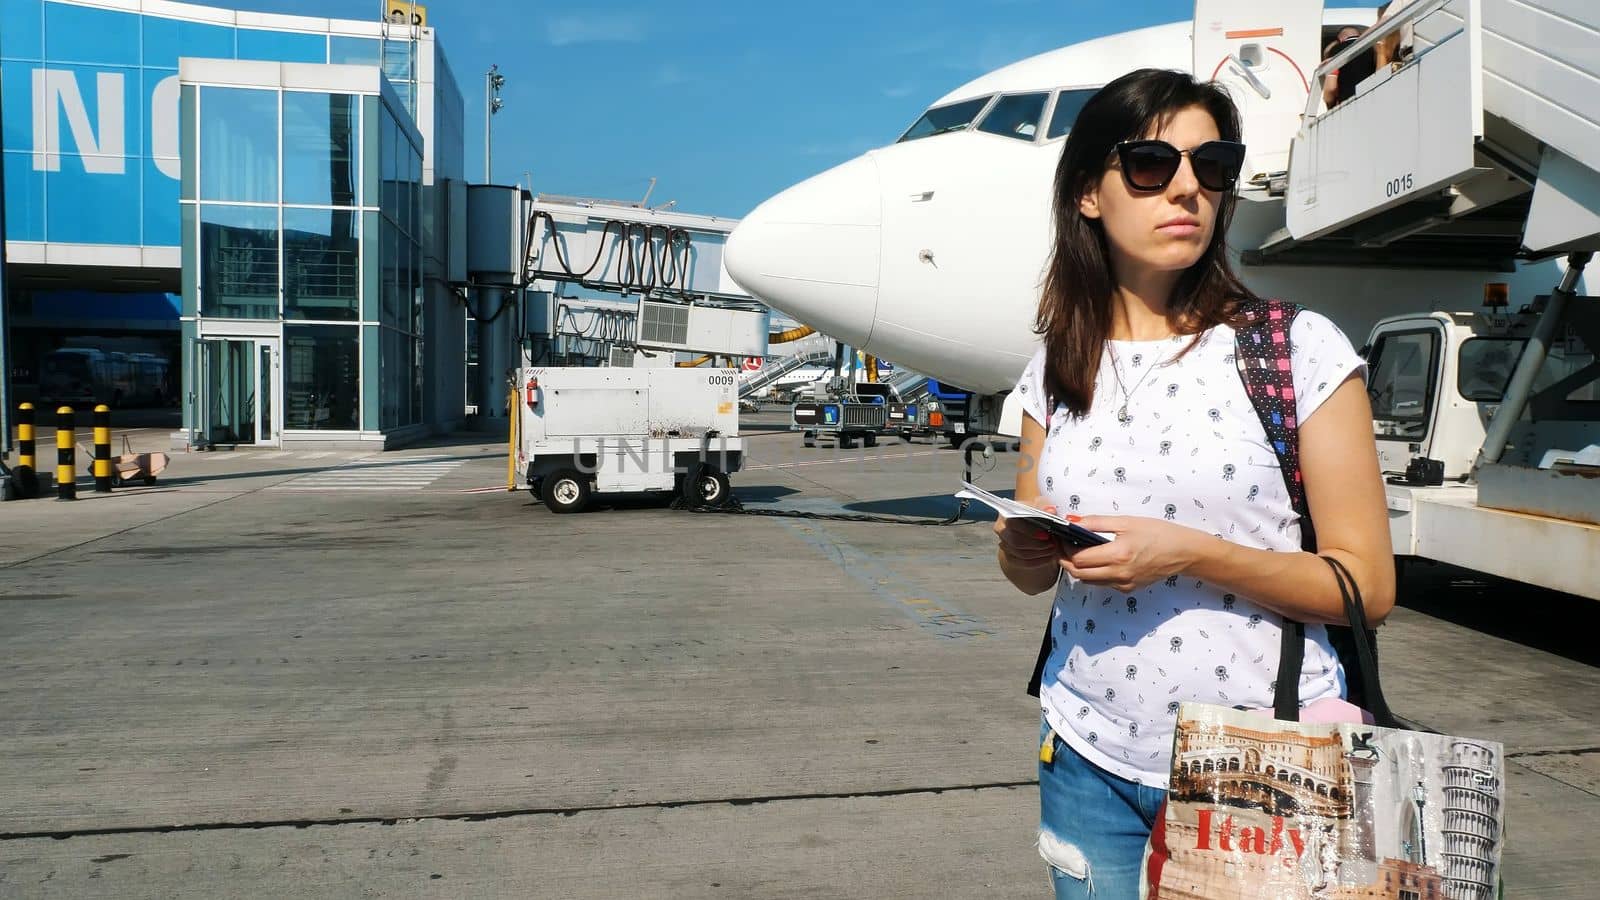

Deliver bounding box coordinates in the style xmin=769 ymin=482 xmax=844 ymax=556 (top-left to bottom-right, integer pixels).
xmin=515 ymin=367 xmax=744 ymax=514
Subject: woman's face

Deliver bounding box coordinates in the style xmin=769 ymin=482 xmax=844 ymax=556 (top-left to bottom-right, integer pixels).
xmin=1078 ymin=104 xmax=1224 ymax=280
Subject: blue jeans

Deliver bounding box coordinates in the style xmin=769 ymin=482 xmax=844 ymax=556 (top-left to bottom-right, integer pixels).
xmin=1037 ymin=716 xmax=1166 ymax=899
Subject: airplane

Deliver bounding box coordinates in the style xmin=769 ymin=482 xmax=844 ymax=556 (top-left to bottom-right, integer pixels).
xmin=723 ymin=1 xmax=1583 ymax=436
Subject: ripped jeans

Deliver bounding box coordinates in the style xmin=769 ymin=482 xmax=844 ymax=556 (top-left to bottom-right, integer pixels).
xmin=1037 ymin=717 xmax=1166 ymax=899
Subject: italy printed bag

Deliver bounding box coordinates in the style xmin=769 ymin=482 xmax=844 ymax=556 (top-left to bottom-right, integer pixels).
xmin=1140 ymin=557 xmax=1507 ymax=897
xmin=1138 ymin=698 xmax=1507 ymax=899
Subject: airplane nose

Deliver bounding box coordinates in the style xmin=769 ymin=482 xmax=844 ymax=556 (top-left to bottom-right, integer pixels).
xmin=725 ymin=154 xmax=881 ymax=348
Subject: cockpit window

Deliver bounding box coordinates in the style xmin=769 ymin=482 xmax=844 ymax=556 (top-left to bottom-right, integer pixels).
xmin=1047 ymin=89 xmax=1097 ymax=140
xmin=976 ymin=92 xmax=1049 ymax=141
xmin=898 ymin=96 xmax=993 ymax=142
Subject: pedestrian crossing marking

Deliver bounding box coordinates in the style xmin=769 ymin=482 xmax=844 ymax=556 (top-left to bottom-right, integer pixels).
xmin=270 ymin=456 xmax=468 ymax=492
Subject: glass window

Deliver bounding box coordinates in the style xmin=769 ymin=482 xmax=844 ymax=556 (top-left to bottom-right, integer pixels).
xmin=237 ymin=29 xmax=326 ymax=64
xmin=378 ymin=326 xmax=420 ymax=429
xmin=1367 ymin=329 xmax=1439 ymax=440
xmin=382 ymin=110 xmax=399 ymax=220
xmin=390 ymin=82 xmax=414 ymax=118
xmin=199 ymin=204 xmax=279 ymax=320
xmin=283 ymin=92 xmax=359 ymax=207
xmin=411 ymin=333 xmax=424 ymax=425
xmin=410 ymin=239 xmax=424 ymax=336
xmin=381 ymin=218 xmax=402 ymax=326
xmin=284 ymin=208 xmax=359 ymax=321
xmin=898 ymin=96 xmax=992 ymax=143
xmin=1457 ymin=338 xmax=1523 ymax=402
xmin=199 ymin=87 xmax=278 ymax=203
xmin=380 ymin=326 xmax=400 ymax=429
xmin=330 ymin=36 xmax=381 ymax=66
xmin=284 ymin=325 xmax=359 ymax=430
xmin=382 ymin=38 xmax=414 ymax=82
xmin=977 ymin=92 xmax=1049 ymax=141
xmin=1047 ymin=89 xmax=1097 ymax=140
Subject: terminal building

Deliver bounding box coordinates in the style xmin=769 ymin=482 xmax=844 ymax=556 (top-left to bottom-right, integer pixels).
xmin=2 ymin=0 xmax=469 ymax=448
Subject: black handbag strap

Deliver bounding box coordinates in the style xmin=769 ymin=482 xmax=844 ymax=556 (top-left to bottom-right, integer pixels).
xmin=1274 ymin=621 xmax=1305 ymax=720
xmin=1322 ymin=555 xmax=1398 ymax=727
xmin=1273 ymin=557 xmax=1394 ymax=725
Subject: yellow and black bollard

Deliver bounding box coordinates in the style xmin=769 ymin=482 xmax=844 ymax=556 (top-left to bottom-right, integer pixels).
xmin=16 ymin=403 xmax=40 ymax=498
xmin=93 ymin=404 xmax=113 ymax=492
xmin=56 ymin=406 xmax=76 ymax=501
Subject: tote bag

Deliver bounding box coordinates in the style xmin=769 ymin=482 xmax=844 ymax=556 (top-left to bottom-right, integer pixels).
xmin=1140 ymin=560 xmax=1507 ymax=899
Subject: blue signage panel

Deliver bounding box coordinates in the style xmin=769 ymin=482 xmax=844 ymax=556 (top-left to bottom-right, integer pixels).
xmin=0 ymin=0 xmax=348 ymax=252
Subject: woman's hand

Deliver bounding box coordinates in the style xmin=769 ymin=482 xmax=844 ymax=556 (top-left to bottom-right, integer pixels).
xmin=994 ymin=501 xmax=1064 ymax=570
xmin=1060 ymin=516 xmax=1207 ymax=593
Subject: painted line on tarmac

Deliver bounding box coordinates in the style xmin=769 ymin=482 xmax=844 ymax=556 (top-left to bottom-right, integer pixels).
xmin=745 ymin=449 xmax=941 ymax=471
xmin=776 ymin=518 xmax=994 ymax=642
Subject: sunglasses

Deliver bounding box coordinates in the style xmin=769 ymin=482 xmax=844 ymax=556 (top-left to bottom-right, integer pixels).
xmin=1113 ymin=140 xmax=1247 ymax=193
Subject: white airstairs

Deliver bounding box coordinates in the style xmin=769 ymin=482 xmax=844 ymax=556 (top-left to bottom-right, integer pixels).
xmin=1272 ymin=0 xmax=1600 ymax=261
xmin=737 ymin=349 xmax=832 ymax=399
xmin=1256 ymin=0 xmax=1600 ymax=597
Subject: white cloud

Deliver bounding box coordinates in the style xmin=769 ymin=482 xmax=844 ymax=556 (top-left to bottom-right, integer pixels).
xmin=545 ymin=12 xmax=648 ymax=46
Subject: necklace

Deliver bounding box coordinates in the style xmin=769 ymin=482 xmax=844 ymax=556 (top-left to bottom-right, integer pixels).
xmin=1106 ymin=342 xmax=1168 ymax=424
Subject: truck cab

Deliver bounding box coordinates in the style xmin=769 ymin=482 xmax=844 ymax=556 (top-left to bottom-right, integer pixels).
xmin=1364 ymin=301 xmax=1600 ymax=597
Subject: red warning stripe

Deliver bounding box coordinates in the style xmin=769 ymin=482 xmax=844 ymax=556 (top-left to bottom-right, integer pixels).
xmin=1225 ymin=27 xmax=1284 ymax=39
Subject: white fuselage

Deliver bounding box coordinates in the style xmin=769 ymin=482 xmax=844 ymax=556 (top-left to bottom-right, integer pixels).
xmin=724 ymin=8 xmax=1579 ymax=396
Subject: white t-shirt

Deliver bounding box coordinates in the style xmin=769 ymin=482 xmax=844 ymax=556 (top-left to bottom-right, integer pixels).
xmin=1013 ymin=310 xmax=1366 ymax=787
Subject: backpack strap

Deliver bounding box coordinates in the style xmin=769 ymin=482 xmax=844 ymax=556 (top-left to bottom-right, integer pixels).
xmin=1231 ymin=298 xmax=1378 ymax=717
xmin=1231 ymin=298 xmax=1313 ymax=719
xmin=1231 ymin=298 xmax=1314 ymax=551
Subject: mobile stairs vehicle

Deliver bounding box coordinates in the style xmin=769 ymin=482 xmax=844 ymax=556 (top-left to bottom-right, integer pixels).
xmin=1275 ymin=0 xmax=1600 ymax=598
xmin=514 ymin=366 xmax=744 ymax=514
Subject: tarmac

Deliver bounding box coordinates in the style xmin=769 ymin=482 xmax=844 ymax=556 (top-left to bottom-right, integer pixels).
xmin=1 ymin=409 xmax=1597 ymax=898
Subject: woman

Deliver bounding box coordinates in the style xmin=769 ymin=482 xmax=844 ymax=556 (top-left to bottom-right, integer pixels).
xmin=992 ymin=69 xmax=1393 ymax=899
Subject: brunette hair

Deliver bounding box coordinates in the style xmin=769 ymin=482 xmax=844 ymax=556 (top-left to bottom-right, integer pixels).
xmin=1035 ymin=68 xmax=1258 ymax=417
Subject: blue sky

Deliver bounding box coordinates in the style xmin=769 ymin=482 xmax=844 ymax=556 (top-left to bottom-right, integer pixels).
xmin=223 ymin=1 xmax=1361 ymax=218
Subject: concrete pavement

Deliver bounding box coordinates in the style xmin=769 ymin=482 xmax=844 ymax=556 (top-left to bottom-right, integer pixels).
xmin=1 ymin=412 xmax=1596 ymax=897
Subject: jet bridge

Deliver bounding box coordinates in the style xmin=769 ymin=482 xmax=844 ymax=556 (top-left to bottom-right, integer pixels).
xmin=522 ymin=195 xmax=770 ymax=361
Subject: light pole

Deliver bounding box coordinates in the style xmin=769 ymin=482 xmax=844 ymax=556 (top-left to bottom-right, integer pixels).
xmin=484 ymin=64 xmax=504 ymax=183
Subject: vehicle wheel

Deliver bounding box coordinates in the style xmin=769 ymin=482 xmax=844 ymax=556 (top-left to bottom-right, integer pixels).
xmin=863 ymin=433 xmax=878 ymax=448
xmin=946 ymin=432 xmax=964 ymax=448
xmin=839 ymin=434 xmax=857 ymax=449
xmin=542 ymin=469 xmax=591 ymax=514
xmin=110 ymin=471 xmax=124 ymax=488
xmin=688 ymin=469 xmax=731 ymax=507
xmin=802 ymin=431 xmax=817 ymax=448
xmin=141 ymin=474 xmax=157 ymax=486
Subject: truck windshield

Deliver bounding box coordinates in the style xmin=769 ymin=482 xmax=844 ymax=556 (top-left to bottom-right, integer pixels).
xmin=1366 ymin=329 xmax=1439 ymax=439
xmin=1458 ymin=338 xmax=1522 ymax=401
xmin=1460 ymin=337 xmax=1600 ymax=403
